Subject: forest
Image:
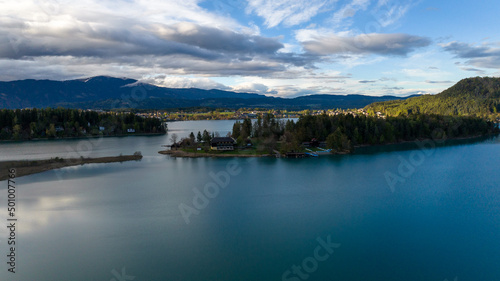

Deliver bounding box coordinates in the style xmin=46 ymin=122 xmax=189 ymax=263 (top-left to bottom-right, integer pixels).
xmin=0 ymin=108 xmax=166 ymax=141
xmin=365 ymin=77 xmax=500 ymax=121
xmin=228 ymin=113 xmax=499 ymax=154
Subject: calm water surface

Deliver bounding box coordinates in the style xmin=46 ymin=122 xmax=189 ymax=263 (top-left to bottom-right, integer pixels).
xmin=0 ymin=120 xmax=499 ymax=281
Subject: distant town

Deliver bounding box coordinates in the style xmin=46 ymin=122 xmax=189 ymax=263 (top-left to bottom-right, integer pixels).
xmin=131 ymin=108 xmax=385 ymax=122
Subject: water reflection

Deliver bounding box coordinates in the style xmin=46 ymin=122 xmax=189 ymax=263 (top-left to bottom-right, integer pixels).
xmin=0 ymin=121 xmax=499 ymax=281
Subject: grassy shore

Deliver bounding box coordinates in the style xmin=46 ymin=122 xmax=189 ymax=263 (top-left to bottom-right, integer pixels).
xmin=0 ymin=154 xmax=142 ymax=181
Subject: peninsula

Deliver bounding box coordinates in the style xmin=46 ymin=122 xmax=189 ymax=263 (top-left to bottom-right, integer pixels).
xmin=159 ymin=113 xmax=499 ymax=158
xmin=0 ymin=153 xmax=143 ymax=180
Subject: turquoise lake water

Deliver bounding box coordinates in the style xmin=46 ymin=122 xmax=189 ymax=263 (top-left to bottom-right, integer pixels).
xmin=0 ymin=120 xmax=499 ymax=281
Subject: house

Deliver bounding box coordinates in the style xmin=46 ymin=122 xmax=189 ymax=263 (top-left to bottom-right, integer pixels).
xmin=127 ymin=128 xmax=135 ymax=133
xmin=310 ymin=138 xmax=319 ymax=147
xmin=210 ymin=137 xmax=236 ymax=151
xmin=302 ymin=138 xmax=320 ymax=147
xmin=99 ymin=126 xmax=105 ymax=131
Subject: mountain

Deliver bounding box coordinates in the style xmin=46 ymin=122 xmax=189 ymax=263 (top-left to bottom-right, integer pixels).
xmin=365 ymin=77 xmax=500 ymax=120
xmin=1 ymin=76 xmax=414 ymax=110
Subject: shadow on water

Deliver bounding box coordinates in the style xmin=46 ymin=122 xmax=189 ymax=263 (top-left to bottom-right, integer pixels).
xmin=352 ymin=135 xmax=499 ymax=155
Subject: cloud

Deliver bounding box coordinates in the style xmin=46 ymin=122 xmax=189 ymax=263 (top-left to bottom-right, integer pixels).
xmin=461 ymin=67 xmax=486 ymax=74
xmin=157 ymin=22 xmax=283 ymax=55
xmin=332 ymin=0 xmax=370 ymax=23
xmin=441 ymin=41 xmax=500 ymax=69
xmin=0 ymin=0 xmax=449 ymax=98
xmin=373 ymin=1 xmax=412 ymax=27
xmin=302 ymin=33 xmax=431 ymax=56
xmin=0 ymin=19 xmax=283 ymax=60
xmin=0 ymin=0 xmax=326 ymax=79
xmin=144 ymin=76 xmax=231 ymax=90
xmin=231 ymin=82 xmax=278 ymax=95
xmin=246 ymin=0 xmax=335 ymax=28
xmin=328 ymin=0 xmax=413 ymax=30
xmin=425 ymin=80 xmax=452 ymax=84
xmin=359 ymin=80 xmax=376 ymax=83
xmin=402 ymin=68 xmax=444 ymax=78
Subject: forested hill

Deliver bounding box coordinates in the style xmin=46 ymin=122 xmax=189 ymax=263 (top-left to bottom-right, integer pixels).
xmin=365 ymin=77 xmax=500 ymax=121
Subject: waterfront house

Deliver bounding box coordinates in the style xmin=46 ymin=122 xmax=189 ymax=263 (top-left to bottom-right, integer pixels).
xmin=210 ymin=137 xmax=236 ymax=151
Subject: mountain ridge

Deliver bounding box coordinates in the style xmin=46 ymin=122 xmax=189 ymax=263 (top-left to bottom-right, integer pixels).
xmin=0 ymin=76 xmax=416 ymax=110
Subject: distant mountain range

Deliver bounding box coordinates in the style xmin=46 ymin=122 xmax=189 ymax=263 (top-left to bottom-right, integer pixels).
xmin=0 ymin=76 xmax=417 ymax=110
xmin=365 ymin=77 xmax=500 ymax=120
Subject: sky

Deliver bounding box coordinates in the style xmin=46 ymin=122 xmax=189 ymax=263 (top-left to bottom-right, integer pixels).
xmin=1 ymin=0 xmax=500 ymax=98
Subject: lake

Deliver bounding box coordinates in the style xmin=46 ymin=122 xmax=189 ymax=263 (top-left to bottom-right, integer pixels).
xmin=0 ymin=120 xmax=499 ymax=281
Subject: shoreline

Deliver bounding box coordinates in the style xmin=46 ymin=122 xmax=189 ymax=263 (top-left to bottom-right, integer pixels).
xmin=0 ymin=154 xmax=143 ymax=180
xmin=159 ymin=133 xmax=498 ymax=158
xmin=158 ymin=150 xmax=268 ymax=158
xmin=0 ymin=132 xmax=166 ymax=143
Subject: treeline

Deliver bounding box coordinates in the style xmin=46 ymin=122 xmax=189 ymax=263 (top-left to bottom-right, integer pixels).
xmin=0 ymin=108 xmax=166 ymax=140
xmin=365 ymin=77 xmax=500 ymax=121
xmin=231 ymin=113 xmax=499 ymax=153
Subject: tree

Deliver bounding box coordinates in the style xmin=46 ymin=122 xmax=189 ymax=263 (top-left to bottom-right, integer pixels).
xmin=258 ymin=136 xmax=276 ymax=154
xmin=202 ymin=130 xmax=211 ymax=143
xmin=326 ymin=127 xmax=352 ymax=152
xmin=169 ymin=133 xmax=178 ymax=144
xmin=46 ymin=123 xmax=56 ymax=138
xmin=189 ymin=132 xmax=195 ymax=143
xmin=232 ymin=121 xmax=241 ymax=139
xmin=197 ymin=131 xmax=202 ymax=143
xmin=241 ymin=118 xmax=252 ymax=138
xmin=13 ymin=124 xmax=21 ymax=140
